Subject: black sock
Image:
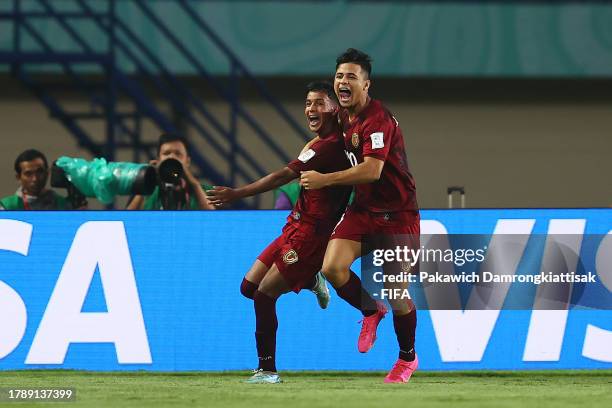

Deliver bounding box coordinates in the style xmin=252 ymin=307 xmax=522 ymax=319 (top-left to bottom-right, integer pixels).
xmin=335 ymin=271 xmax=377 ymax=317
xmin=394 ymin=310 xmax=417 ymax=362
xmin=253 ymin=290 xmax=278 ymax=372
xmin=240 ymin=278 xmax=258 ymax=299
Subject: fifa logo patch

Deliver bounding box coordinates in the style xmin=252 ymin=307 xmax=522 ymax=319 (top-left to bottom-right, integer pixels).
xmin=298 ymin=148 xmax=315 ymax=163
xmin=351 ymin=133 xmax=360 ymax=148
xmin=370 ymin=132 xmax=384 ymax=149
xmin=283 ymin=249 xmax=299 ymax=264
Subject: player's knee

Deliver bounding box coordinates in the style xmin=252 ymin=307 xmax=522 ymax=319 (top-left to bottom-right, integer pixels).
xmin=321 ymin=262 xmax=348 ymax=287
xmin=320 ymin=263 xmax=337 ymax=280
xmin=240 ymin=277 xmax=258 ymax=299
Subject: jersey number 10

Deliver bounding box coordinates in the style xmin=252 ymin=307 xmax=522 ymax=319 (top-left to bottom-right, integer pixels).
xmin=345 ymin=150 xmax=358 ymax=167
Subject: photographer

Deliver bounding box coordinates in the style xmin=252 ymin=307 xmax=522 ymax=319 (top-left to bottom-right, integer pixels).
xmin=1 ymin=149 xmax=86 ymax=210
xmin=127 ymin=134 xmax=214 ymax=210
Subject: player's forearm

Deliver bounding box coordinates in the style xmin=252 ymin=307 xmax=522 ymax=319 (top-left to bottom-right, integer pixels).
xmin=325 ymin=161 xmax=381 ymax=186
xmin=236 ymin=168 xmax=297 ymax=198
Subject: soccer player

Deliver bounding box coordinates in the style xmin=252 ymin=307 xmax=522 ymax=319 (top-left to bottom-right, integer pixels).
xmin=300 ymin=49 xmax=420 ymax=383
xmin=207 ymin=81 xmax=352 ymax=384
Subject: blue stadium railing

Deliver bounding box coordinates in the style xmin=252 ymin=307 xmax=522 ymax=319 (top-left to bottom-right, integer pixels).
xmin=0 ymin=0 xmax=310 ymax=208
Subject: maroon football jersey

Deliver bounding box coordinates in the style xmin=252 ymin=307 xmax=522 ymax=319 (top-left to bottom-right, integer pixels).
xmin=287 ymin=128 xmax=352 ymax=222
xmin=339 ymin=99 xmax=418 ymax=213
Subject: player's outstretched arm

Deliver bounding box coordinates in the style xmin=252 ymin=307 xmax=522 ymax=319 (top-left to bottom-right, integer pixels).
xmin=300 ymin=156 xmax=384 ymax=190
xmin=207 ymin=167 xmax=297 ymax=206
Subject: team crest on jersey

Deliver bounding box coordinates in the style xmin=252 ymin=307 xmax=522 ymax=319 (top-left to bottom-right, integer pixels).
xmin=351 ymin=133 xmax=360 ymax=148
xmin=283 ymin=249 xmax=299 ymax=264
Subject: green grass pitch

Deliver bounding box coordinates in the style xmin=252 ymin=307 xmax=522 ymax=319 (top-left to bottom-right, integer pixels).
xmin=0 ymin=370 xmax=610 ymax=408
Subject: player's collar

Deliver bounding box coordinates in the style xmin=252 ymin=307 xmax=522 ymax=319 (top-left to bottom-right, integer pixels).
xmin=356 ymin=97 xmax=376 ymax=119
xmin=347 ymin=97 xmax=376 ymax=124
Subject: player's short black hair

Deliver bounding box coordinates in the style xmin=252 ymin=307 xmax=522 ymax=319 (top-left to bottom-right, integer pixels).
xmin=336 ymin=48 xmax=372 ymax=79
xmin=14 ymin=149 xmax=48 ymax=174
xmin=157 ymin=133 xmax=190 ymax=155
xmin=306 ymin=81 xmax=339 ymax=105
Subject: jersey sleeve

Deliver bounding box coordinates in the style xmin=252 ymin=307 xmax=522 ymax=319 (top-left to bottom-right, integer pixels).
xmin=287 ymin=140 xmax=335 ymax=173
xmin=362 ymin=118 xmax=394 ymax=161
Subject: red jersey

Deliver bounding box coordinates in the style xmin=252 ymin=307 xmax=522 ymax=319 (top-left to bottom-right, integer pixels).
xmin=339 ymin=99 xmax=418 ymax=213
xmin=287 ymin=128 xmax=352 ymax=224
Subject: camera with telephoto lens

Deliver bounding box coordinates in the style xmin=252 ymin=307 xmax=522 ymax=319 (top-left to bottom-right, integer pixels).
xmin=51 ymin=157 xmax=157 ymax=206
xmin=156 ymin=158 xmax=188 ymax=210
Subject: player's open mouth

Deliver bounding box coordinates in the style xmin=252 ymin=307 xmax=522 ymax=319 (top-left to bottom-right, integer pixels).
xmin=308 ymin=114 xmax=321 ymax=127
xmin=338 ymin=86 xmax=351 ymax=103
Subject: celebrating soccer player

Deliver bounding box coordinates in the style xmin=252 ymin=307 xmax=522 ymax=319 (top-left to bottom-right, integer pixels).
xmin=207 ymin=81 xmax=351 ymax=384
xmin=300 ymin=49 xmax=420 ymax=383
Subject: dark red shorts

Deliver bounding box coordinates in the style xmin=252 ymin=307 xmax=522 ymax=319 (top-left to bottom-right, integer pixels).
xmin=330 ymin=207 xmax=420 ymax=242
xmin=331 ymin=207 xmax=421 ymax=277
xmin=257 ymin=220 xmax=330 ymax=292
